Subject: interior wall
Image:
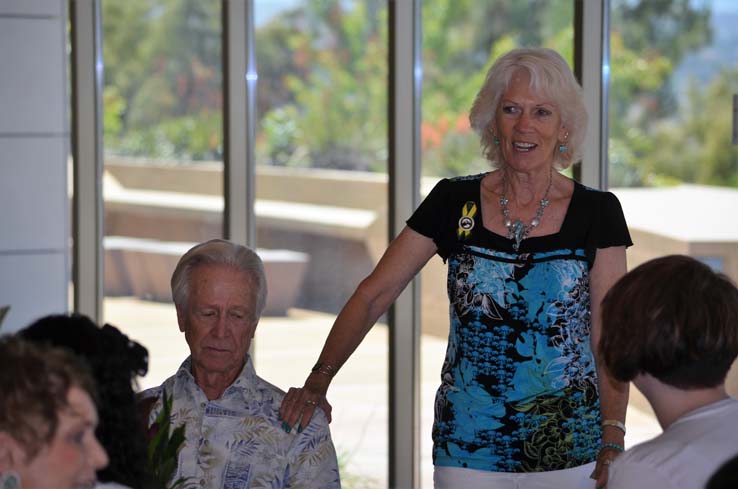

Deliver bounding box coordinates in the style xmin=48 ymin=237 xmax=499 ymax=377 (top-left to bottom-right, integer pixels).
xmin=0 ymin=0 xmax=68 ymax=334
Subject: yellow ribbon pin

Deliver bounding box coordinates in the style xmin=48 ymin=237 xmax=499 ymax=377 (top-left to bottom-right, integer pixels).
xmin=457 ymin=201 xmax=477 ymax=240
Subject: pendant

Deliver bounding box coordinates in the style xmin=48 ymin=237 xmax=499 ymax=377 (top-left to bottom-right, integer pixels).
xmin=510 ymin=219 xmax=526 ymax=252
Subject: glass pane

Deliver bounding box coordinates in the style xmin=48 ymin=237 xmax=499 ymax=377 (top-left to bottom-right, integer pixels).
xmin=253 ymin=1 xmax=389 ymax=487
xmin=100 ymin=0 xmax=224 ymax=390
xmin=609 ymin=0 xmax=738 ymax=436
xmin=66 ymin=13 xmax=74 ymax=310
xmin=420 ymin=1 xmax=574 ymax=485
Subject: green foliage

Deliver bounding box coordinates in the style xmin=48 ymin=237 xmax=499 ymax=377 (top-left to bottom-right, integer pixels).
xmin=144 ymin=390 xmax=189 ymax=489
xmin=612 ymin=0 xmax=712 ymax=67
xmin=607 ymin=0 xmax=733 ymax=188
xmin=255 ymin=0 xmax=388 ymax=171
xmin=102 ymin=0 xmax=221 ymax=161
xmin=645 ymin=70 xmax=738 ymax=186
xmin=100 ymin=0 xmax=736 ymax=187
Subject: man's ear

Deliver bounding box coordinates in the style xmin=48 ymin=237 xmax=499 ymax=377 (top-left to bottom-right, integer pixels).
xmin=175 ymin=304 xmax=187 ymax=333
xmin=0 ymin=431 xmax=26 ymax=470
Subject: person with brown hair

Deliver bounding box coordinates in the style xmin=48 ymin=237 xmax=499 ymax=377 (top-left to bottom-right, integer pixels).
xmin=0 ymin=336 xmax=109 ymax=489
xmin=20 ymin=314 xmax=149 ymax=489
xmin=600 ymin=255 xmax=738 ymax=489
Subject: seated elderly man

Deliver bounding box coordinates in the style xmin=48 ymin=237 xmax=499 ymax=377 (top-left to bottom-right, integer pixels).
xmin=600 ymin=255 xmax=738 ymax=489
xmin=140 ymin=239 xmax=339 ymax=489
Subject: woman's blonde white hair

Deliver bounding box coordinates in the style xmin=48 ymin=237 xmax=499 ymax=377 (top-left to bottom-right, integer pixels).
xmin=469 ymin=47 xmax=587 ymax=169
xmin=170 ymin=238 xmax=268 ymax=321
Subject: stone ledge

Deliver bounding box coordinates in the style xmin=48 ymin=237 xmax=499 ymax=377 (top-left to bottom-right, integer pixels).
xmin=104 ymin=236 xmax=309 ymax=316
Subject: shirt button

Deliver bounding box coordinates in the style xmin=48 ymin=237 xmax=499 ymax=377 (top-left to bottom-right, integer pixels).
xmin=200 ymin=479 xmax=206 ymax=486
xmin=200 ymin=402 xmax=206 ymax=409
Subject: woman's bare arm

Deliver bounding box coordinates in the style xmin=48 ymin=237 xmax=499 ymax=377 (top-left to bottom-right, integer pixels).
xmin=279 ymin=226 xmax=437 ymax=429
xmin=589 ymin=245 xmax=628 ymax=486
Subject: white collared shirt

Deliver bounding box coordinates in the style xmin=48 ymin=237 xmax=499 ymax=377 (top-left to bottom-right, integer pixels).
xmin=608 ymin=398 xmax=738 ymax=489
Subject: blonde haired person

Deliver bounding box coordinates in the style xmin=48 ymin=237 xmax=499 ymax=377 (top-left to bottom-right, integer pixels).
xmin=139 ymin=239 xmax=340 ymax=489
xmin=281 ymin=47 xmax=631 ymax=489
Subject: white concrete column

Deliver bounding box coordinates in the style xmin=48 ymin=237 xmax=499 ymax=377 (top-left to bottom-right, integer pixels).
xmin=0 ymin=0 xmax=69 ymax=333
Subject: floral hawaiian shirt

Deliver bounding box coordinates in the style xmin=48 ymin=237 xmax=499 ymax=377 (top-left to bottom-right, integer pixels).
xmin=140 ymin=356 xmax=340 ymax=489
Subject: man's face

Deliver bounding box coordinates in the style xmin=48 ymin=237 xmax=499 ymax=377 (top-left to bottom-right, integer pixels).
xmin=177 ymin=264 xmax=258 ymax=382
xmin=14 ymin=386 xmax=109 ymax=489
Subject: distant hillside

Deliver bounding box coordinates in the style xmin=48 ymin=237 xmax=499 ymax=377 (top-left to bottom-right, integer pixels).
xmin=672 ymin=9 xmax=738 ymax=98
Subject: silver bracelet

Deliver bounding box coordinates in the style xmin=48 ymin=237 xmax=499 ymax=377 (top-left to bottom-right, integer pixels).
xmin=310 ymin=361 xmax=336 ymax=378
xmin=602 ymin=419 xmax=626 ymax=435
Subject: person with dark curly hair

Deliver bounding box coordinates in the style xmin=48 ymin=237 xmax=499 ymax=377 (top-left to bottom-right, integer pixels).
xmin=0 ymin=336 xmax=109 ymax=489
xmin=21 ymin=314 xmax=150 ymax=489
xmin=600 ymin=255 xmax=738 ymax=489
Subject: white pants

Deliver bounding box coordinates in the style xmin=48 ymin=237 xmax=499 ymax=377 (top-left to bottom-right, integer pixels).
xmin=434 ymin=463 xmax=597 ymax=489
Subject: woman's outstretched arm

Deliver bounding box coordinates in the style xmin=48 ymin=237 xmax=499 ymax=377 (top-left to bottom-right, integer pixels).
xmin=279 ymin=226 xmax=437 ymax=429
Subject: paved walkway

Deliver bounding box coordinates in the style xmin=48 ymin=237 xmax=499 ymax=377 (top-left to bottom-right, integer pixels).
xmin=105 ymin=297 xmax=661 ymax=489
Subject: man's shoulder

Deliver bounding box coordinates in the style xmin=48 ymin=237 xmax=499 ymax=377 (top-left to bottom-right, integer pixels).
xmin=138 ymin=373 xmax=178 ymax=401
xmin=251 ymin=373 xmax=286 ymax=400
xmin=135 ymin=373 xmax=182 ymax=428
xmin=250 ymin=374 xmax=331 ymax=428
xmin=138 ymin=384 xmax=163 ymax=401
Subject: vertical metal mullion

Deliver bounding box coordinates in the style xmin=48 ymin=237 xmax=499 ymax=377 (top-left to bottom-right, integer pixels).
xmin=70 ymin=0 xmax=103 ymax=322
xmin=388 ymin=1 xmax=421 ymax=487
xmin=577 ymin=0 xmax=610 ymax=190
xmin=223 ymin=0 xmax=256 ymax=249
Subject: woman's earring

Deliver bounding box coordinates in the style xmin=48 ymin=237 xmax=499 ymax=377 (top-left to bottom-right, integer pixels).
xmin=0 ymin=472 xmax=21 ymax=489
xmin=489 ymin=127 xmax=500 ymax=146
xmin=559 ymin=132 xmax=569 ymax=152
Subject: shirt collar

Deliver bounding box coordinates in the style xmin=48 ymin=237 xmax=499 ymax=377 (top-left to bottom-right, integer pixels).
xmin=175 ymin=354 xmax=259 ymax=398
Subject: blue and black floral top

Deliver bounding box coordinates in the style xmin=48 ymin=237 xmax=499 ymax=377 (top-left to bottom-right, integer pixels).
xmin=407 ymin=173 xmax=632 ymax=473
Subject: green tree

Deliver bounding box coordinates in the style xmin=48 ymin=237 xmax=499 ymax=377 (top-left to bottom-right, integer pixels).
xmin=255 ymin=0 xmax=388 ymax=171
xmin=102 ymin=0 xmax=222 ymax=161
xmin=644 ymin=69 xmax=738 ymax=186
xmin=608 ymin=0 xmax=714 ymax=187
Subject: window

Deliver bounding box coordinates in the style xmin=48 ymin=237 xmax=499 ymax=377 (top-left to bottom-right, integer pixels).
xmin=253 ymin=2 xmax=389 ymax=486
xmin=100 ymin=0 xmax=224 ymax=390
xmin=609 ymin=0 xmax=738 ymax=433
xmin=419 ymin=1 xmax=574 ymax=485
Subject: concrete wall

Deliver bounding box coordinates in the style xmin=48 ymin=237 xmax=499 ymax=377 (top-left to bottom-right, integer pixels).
xmin=0 ymin=0 xmax=68 ymax=334
xmin=103 ymin=160 xmax=391 ymax=315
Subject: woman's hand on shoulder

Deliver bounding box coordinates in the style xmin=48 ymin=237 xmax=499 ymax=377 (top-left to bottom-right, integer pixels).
xmin=279 ymin=374 xmax=332 ymax=433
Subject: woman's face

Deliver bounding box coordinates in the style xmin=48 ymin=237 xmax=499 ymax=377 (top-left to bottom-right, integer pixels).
xmin=15 ymin=386 xmax=109 ymax=489
xmin=494 ymin=69 xmax=567 ymax=173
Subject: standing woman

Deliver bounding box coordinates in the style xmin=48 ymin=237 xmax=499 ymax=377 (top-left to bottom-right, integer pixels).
xmin=280 ymin=47 xmax=631 ymax=488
